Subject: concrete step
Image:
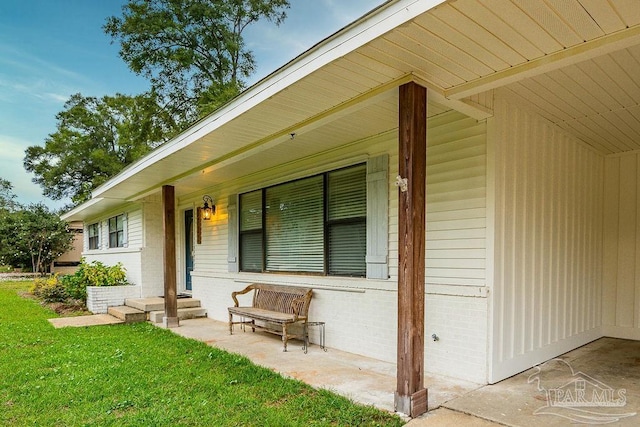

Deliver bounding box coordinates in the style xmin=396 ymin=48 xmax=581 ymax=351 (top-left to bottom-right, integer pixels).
xmin=148 ymin=307 xmax=208 ymax=323
xmin=125 ymin=297 xmax=201 ymax=312
xmin=107 ymin=305 xmax=147 ymax=323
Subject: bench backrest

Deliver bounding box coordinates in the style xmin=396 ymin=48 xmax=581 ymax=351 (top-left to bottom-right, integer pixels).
xmin=252 ymin=284 xmax=312 ymax=317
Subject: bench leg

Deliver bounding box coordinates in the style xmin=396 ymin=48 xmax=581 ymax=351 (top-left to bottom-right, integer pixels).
xmin=282 ymin=324 xmax=288 ymax=352
xmin=229 ymin=312 xmax=233 ymax=335
xmin=303 ymin=322 xmax=308 ymax=354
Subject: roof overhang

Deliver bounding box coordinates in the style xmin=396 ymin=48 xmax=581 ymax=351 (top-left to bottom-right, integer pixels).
xmin=64 ymin=0 xmax=640 ymax=221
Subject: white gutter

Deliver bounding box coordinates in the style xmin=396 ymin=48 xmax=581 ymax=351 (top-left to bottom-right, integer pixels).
xmin=60 ymin=197 xmax=104 ymax=221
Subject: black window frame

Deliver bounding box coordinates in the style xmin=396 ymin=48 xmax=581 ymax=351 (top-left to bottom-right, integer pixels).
xmin=88 ymin=222 xmax=100 ymax=250
xmin=108 ymin=214 xmax=125 ymax=248
xmin=239 ymin=163 xmax=366 ymax=277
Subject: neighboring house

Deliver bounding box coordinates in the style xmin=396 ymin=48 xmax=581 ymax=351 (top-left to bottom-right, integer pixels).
xmin=62 ymin=0 xmax=640 ymax=416
xmin=51 ymin=221 xmax=83 ymax=274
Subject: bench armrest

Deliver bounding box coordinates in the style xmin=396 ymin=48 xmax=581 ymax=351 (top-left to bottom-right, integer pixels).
xmin=290 ymin=296 xmax=308 ymax=322
xmin=231 ymin=284 xmax=256 ymax=307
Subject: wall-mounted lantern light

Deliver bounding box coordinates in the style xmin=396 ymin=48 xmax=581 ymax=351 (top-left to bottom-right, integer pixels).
xmin=202 ymin=195 xmax=215 ymax=220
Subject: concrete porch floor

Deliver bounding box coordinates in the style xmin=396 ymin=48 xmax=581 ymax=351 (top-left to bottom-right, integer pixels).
xmin=161 ymin=317 xmax=485 ymax=423
xmin=164 ymin=319 xmax=640 ymax=426
xmin=440 ymin=337 xmax=640 ymax=426
xmin=50 ymin=314 xmax=640 ymax=425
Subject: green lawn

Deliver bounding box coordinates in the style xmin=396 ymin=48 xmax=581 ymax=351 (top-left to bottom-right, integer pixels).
xmin=0 ymin=281 xmax=404 ymax=426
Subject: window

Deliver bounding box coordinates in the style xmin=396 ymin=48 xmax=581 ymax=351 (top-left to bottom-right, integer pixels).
xmin=108 ymin=214 xmax=125 ymax=248
xmin=326 ymin=166 xmax=367 ymax=275
xmin=88 ymin=223 xmax=100 ymax=250
xmin=239 ymin=164 xmax=366 ymax=276
xmin=239 ymin=190 xmax=263 ymax=272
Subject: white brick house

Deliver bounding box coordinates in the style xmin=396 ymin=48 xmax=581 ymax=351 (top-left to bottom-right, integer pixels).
xmin=63 ymin=0 xmax=640 ymax=416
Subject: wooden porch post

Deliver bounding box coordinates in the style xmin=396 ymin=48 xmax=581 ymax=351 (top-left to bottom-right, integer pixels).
xmin=162 ymin=185 xmax=179 ymax=328
xmin=395 ymin=81 xmax=427 ymax=417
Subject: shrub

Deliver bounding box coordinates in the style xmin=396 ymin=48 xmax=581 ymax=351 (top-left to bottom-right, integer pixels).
xmin=60 ymin=274 xmax=86 ymax=301
xmin=30 ymin=274 xmax=68 ymax=302
xmin=60 ymin=259 xmax=130 ymax=302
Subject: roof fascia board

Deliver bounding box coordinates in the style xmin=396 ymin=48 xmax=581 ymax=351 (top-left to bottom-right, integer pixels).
xmin=61 ymin=197 xmax=105 ymax=221
xmin=445 ymin=24 xmax=640 ymax=100
xmin=91 ymin=0 xmax=446 ymax=199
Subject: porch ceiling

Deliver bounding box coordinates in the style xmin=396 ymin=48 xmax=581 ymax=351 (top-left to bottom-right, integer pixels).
xmin=64 ymin=0 xmax=640 ymax=220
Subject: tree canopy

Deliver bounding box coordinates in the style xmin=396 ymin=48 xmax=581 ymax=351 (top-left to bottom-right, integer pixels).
xmin=0 ymin=181 xmax=73 ymax=273
xmin=24 ymin=92 xmax=175 ymax=204
xmin=25 ymin=0 xmax=290 ymax=208
xmin=0 ymin=178 xmax=18 ymax=212
xmin=104 ymin=0 xmax=290 ymax=123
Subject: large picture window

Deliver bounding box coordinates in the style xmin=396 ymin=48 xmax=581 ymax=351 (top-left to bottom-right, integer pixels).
xmin=88 ymin=223 xmax=100 ymax=250
xmin=239 ymin=164 xmax=366 ymax=276
xmin=108 ymin=214 xmax=125 ymax=248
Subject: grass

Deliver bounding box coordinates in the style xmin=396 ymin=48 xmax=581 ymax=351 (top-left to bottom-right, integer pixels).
xmin=0 ymin=281 xmax=404 ymax=426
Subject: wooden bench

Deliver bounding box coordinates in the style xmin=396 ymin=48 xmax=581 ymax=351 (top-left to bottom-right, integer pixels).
xmin=228 ymin=283 xmax=313 ymax=352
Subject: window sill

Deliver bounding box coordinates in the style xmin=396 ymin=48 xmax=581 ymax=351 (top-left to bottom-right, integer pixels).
xmin=191 ymin=270 xmax=395 ymax=292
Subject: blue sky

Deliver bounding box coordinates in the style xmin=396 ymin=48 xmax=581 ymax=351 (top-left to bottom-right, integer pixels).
xmin=0 ymin=0 xmax=381 ymax=209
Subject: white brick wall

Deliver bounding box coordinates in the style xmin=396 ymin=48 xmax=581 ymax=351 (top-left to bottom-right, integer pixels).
xmin=84 ymin=249 xmax=143 ymax=288
xmin=425 ymin=294 xmax=488 ymax=383
xmin=192 ymin=272 xmax=488 ymax=383
xmin=87 ymin=285 xmax=141 ymax=314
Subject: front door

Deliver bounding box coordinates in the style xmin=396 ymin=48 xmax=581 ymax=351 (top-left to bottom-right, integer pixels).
xmin=184 ymin=209 xmax=194 ymax=291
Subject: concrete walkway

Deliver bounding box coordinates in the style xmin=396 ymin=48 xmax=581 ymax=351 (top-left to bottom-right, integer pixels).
xmin=48 ymin=313 xmax=123 ymax=328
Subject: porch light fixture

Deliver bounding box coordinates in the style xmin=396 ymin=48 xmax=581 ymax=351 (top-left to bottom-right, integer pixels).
xmin=202 ymin=195 xmax=215 ymax=220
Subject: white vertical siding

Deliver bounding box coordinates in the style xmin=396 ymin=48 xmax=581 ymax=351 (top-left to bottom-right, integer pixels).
xmin=489 ymin=95 xmax=604 ymax=383
xmin=603 ymin=153 xmax=640 ymax=338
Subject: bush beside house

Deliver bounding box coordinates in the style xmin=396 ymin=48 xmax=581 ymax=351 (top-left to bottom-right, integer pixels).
xmin=29 ymin=259 xmax=132 ymax=311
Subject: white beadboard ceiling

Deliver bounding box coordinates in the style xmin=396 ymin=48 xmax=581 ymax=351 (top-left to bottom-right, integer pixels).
xmin=65 ymin=0 xmax=640 ymax=219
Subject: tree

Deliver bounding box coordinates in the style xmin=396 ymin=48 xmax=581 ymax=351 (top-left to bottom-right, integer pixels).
xmin=0 ymin=178 xmax=18 ymax=212
xmin=24 ymin=92 xmax=175 ymax=204
xmin=104 ymin=0 xmax=290 ymax=123
xmin=0 ymin=203 xmax=74 ymax=273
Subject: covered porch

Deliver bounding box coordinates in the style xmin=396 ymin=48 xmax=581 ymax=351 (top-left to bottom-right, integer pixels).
xmin=166 ymin=317 xmax=640 ymax=426
xmin=62 ymin=0 xmax=640 ymax=419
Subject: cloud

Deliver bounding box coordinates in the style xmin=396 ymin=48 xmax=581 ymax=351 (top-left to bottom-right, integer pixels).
xmin=0 ymin=135 xmax=41 ymax=203
xmin=0 ymin=135 xmax=30 ymax=161
xmin=0 ymin=43 xmax=86 ymax=83
xmin=0 ymin=134 xmax=66 ymax=208
xmin=320 ymin=0 xmax=380 ymax=25
xmin=245 ymin=0 xmax=380 ymax=83
xmin=43 ymin=92 xmax=71 ymax=103
xmin=0 ymin=43 xmax=85 ymax=107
